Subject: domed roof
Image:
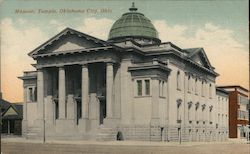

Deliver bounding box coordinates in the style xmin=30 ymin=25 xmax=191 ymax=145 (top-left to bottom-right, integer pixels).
xmin=108 ymin=3 xmax=160 ymax=43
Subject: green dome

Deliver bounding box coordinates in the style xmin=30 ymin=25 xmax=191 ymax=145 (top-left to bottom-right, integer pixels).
xmin=108 ymin=3 xmax=160 ymax=43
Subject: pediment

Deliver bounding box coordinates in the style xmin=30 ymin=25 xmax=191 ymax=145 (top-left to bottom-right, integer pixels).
xmin=185 ymin=48 xmax=213 ymax=70
xmin=28 ymin=28 xmax=110 ymax=57
xmin=3 ymin=106 xmax=18 ymax=117
xmin=42 ymin=34 xmax=103 ymax=54
xmin=192 ymin=53 xmax=206 ymax=66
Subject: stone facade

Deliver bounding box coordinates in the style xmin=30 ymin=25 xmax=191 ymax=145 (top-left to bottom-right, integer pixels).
xmin=19 ymin=4 xmax=229 ymax=142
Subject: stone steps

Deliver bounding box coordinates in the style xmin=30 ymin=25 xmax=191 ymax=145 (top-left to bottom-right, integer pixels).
xmin=97 ymin=127 xmax=117 ymax=141
xmin=26 ymin=127 xmax=41 ymax=139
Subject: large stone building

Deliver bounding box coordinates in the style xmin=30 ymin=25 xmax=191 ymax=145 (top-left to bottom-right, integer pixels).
xmin=19 ymin=3 xmax=229 ymax=142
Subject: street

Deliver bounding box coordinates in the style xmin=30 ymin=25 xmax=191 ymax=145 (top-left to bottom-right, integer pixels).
xmin=1 ymin=140 xmax=250 ymax=154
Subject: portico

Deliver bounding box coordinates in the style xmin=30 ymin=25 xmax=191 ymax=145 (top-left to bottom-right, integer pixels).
xmin=37 ymin=59 xmax=116 ymax=131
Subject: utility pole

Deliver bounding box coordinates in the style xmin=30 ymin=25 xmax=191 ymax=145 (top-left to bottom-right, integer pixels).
xmin=179 ymin=118 xmax=182 ymax=145
xmin=0 ymin=103 xmax=2 ymax=153
xmin=43 ymin=98 xmax=45 ymax=143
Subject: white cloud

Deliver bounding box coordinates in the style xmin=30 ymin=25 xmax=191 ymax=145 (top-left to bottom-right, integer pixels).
xmin=154 ymin=20 xmax=249 ymax=88
xmin=48 ymin=17 xmax=114 ymax=40
xmin=1 ymin=18 xmax=47 ymax=102
xmin=76 ymin=17 xmax=114 ymax=40
xmin=49 ymin=19 xmax=67 ymax=32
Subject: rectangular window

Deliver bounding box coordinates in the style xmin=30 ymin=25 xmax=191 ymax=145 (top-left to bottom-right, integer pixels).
xmin=145 ymin=80 xmax=150 ymax=95
xmin=137 ymin=80 xmax=142 ymax=96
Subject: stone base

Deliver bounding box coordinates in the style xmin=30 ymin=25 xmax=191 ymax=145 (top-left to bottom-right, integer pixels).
xmin=25 ymin=119 xmax=228 ymax=142
xmin=55 ymin=119 xmax=77 ymax=133
xmin=103 ymin=118 xmax=118 ymax=127
xmin=22 ymin=120 xmax=28 ymax=138
xmin=150 ymin=118 xmax=160 ymax=126
xmin=30 ymin=119 xmax=44 ymax=141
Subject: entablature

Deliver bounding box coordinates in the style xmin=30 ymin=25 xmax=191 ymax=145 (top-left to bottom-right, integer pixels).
xmin=128 ymin=59 xmax=171 ymax=79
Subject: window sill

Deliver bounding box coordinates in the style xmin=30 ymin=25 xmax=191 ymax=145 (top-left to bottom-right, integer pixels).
xmin=27 ymin=101 xmax=37 ymax=103
xmin=159 ymin=96 xmax=166 ymax=99
xmin=134 ymin=95 xmax=152 ymax=98
xmin=177 ymin=88 xmax=181 ymax=91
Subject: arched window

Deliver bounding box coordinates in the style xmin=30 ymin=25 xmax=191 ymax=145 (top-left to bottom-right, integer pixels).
xmin=202 ymin=104 xmax=206 ymax=124
xmin=195 ymin=102 xmax=199 ymax=124
xmin=177 ymin=71 xmax=181 ymax=90
xmin=177 ymin=99 xmax=182 ymax=121
xmin=209 ymin=84 xmax=212 ymax=98
xmin=201 ymin=81 xmax=204 ymax=96
xmin=209 ymin=105 xmax=213 ymax=124
xmin=188 ymin=101 xmax=193 ymax=123
xmin=162 ymin=81 xmax=164 ymax=96
xmin=195 ymin=78 xmax=198 ymax=94
xmin=188 ymin=75 xmax=191 ymax=92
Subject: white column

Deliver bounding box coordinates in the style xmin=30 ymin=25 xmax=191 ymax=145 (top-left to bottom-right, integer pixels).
xmin=37 ymin=69 xmax=44 ymax=120
xmin=23 ymin=87 xmax=27 ymax=120
xmin=81 ymin=64 xmax=89 ymax=119
xmin=106 ymin=62 xmax=113 ymax=118
xmin=7 ymin=121 xmax=10 ymax=134
xmin=58 ymin=66 xmax=66 ymax=119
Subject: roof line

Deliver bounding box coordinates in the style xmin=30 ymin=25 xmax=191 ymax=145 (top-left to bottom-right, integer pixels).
xmin=28 ymin=27 xmax=111 ymax=57
xmin=217 ymin=85 xmax=249 ymax=92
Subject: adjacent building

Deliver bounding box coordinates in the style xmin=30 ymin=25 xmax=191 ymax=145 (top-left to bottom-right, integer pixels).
xmin=19 ymin=3 xmax=229 ymax=142
xmin=218 ymin=86 xmax=249 ymax=139
xmin=216 ymin=88 xmax=229 ymax=141
xmin=0 ymin=99 xmax=23 ymax=135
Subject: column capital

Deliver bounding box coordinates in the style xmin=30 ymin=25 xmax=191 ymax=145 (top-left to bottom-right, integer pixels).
xmin=106 ymin=62 xmax=114 ymax=66
xmin=81 ymin=63 xmax=88 ymax=68
xmin=37 ymin=68 xmax=44 ymax=72
xmin=58 ymin=65 xmax=65 ymax=70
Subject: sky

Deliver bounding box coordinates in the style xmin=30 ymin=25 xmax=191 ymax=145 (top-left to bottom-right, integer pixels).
xmin=0 ymin=0 xmax=249 ymax=102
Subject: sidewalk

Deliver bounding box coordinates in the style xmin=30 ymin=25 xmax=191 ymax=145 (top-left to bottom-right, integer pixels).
xmin=2 ymin=135 xmax=249 ymax=147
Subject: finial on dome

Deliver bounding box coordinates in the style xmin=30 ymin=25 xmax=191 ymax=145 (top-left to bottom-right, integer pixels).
xmin=129 ymin=2 xmax=138 ymax=11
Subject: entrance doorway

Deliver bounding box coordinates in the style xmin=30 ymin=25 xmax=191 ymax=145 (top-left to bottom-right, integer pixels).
xmin=99 ymin=100 xmax=106 ymax=125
